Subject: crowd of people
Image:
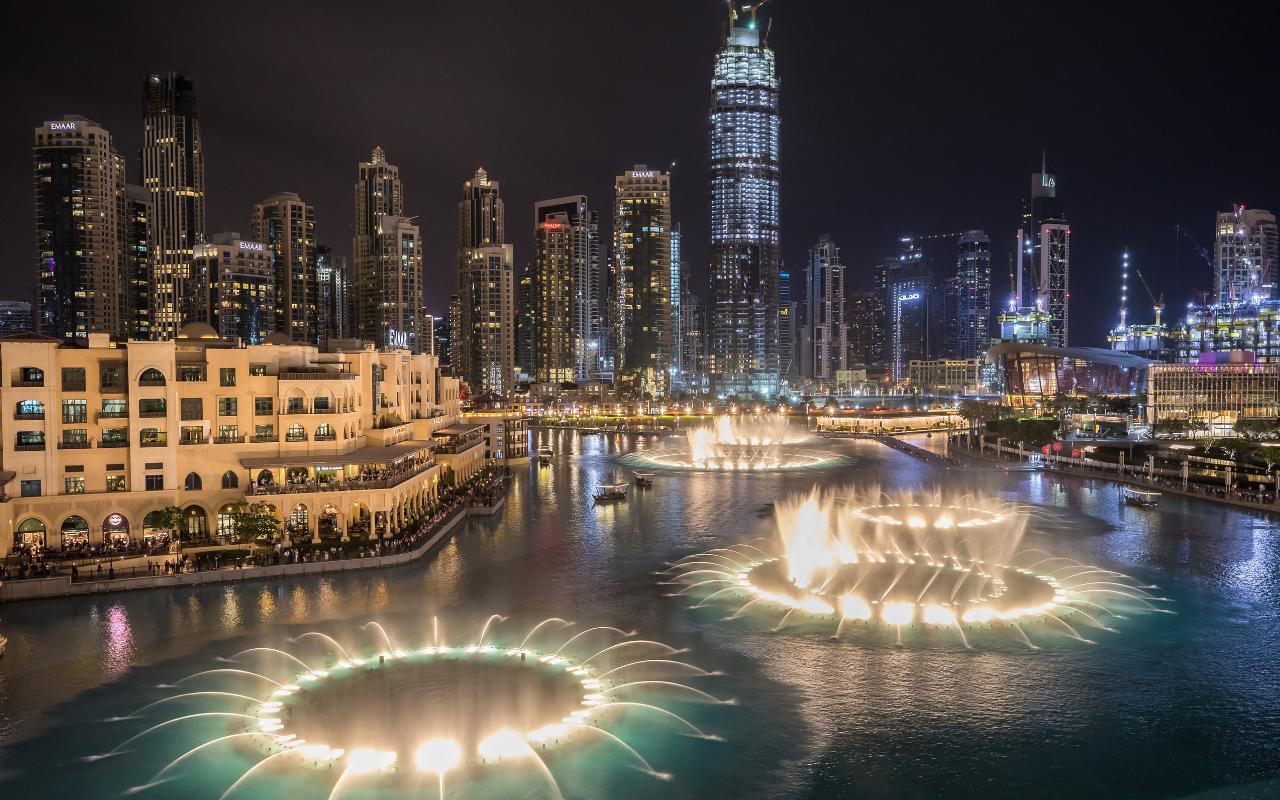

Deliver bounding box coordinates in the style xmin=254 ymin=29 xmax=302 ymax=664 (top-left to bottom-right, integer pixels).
xmin=4 ymin=473 xmax=506 ymax=585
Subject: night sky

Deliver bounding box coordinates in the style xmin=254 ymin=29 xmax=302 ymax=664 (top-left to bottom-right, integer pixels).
xmin=2 ymin=1 xmax=1275 ymax=347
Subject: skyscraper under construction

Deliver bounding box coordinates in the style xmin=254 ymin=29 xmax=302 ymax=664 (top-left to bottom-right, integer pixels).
xmin=708 ymin=2 xmax=781 ymax=398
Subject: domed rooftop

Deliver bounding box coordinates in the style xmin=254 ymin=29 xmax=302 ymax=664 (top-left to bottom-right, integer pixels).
xmin=177 ymin=322 xmax=219 ymax=340
xmin=263 ymin=332 xmax=293 ymax=345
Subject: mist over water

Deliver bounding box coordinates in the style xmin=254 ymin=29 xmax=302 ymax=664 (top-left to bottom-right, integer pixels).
xmin=1 ymin=429 xmax=1279 ymax=798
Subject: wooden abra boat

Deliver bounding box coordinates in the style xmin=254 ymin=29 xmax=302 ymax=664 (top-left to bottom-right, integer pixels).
xmin=593 ymin=483 xmax=629 ymax=503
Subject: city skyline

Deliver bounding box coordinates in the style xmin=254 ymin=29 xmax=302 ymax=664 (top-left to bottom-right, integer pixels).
xmin=2 ymin=2 xmax=1277 ymax=351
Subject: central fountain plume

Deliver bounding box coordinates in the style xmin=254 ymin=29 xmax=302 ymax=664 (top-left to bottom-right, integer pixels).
xmin=636 ymin=414 xmax=834 ymax=471
xmin=666 ymin=488 xmax=1171 ymax=647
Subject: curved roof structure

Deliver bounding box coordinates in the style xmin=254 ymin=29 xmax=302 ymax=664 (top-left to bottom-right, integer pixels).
xmin=987 ymin=342 xmax=1153 ymax=369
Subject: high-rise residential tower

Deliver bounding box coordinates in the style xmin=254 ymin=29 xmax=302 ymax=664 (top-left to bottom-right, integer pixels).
xmin=457 ymin=169 xmax=507 ymax=389
xmin=1214 ymin=206 xmax=1278 ymax=304
xmin=252 ymin=192 xmax=317 ymax=344
xmin=802 ymin=235 xmax=847 ymax=383
xmin=884 ymin=239 xmax=937 ymax=384
xmin=1016 ymin=155 xmax=1069 ymax=346
xmin=316 ymin=245 xmax=351 ymax=342
xmin=670 ymin=223 xmax=683 ymax=380
xmin=124 ymin=184 xmax=154 ymax=340
xmin=187 ymin=232 xmax=275 ymax=343
xmin=461 ymin=244 xmax=515 ymax=396
xmin=614 ymin=166 xmax=672 ymax=398
xmin=34 ymin=116 xmax=128 ymax=342
xmin=956 ymin=230 xmax=992 ymax=360
xmin=709 ymin=7 xmax=780 ymax=398
xmin=141 ymin=72 xmax=206 ymax=340
xmin=533 ymin=196 xmax=598 ymax=383
xmin=353 ymin=147 xmax=421 ymax=351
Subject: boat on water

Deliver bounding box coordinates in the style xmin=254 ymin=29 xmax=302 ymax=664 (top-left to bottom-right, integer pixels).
xmin=1122 ymin=486 xmax=1160 ymax=507
xmin=593 ymin=483 xmax=629 ymax=503
xmin=538 ymin=445 xmax=554 ymax=462
xmin=634 ymin=472 xmax=654 ymax=487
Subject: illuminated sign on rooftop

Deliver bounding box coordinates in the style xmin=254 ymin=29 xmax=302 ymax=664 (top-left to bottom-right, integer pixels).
xmin=50 ymin=122 xmax=77 ymax=131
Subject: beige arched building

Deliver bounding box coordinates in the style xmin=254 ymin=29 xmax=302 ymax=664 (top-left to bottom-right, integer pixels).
xmin=0 ymin=328 xmax=485 ymax=554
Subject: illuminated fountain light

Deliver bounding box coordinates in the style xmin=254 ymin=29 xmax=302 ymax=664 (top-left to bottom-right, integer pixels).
xmin=664 ymin=489 xmax=1172 ymax=648
xmin=632 ymin=413 xmax=839 ymax=471
xmin=103 ymin=617 xmax=728 ymax=797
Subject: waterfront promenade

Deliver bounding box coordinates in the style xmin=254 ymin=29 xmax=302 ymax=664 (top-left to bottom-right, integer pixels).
xmin=0 ymin=480 xmax=510 ymax=603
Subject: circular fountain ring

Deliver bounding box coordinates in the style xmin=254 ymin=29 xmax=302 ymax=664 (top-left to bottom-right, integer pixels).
xmin=742 ymin=504 xmax=1059 ymax=624
xmin=258 ymin=647 xmax=606 ymax=768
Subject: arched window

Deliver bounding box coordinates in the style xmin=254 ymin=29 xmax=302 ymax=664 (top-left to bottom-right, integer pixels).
xmin=139 ymin=367 xmax=166 ymax=385
xmin=256 ymin=469 xmax=274 ymax=485
xmin=61 ymin=515 xmax=89 ymax=547
xmin=217 ymin=504 xmax=238 ymax=538
xmin=183 ymin=506 xmax=208 ymax=537
xmin=286 ymin=424 xmax=307 ymax=442
xmin=18 ymin=367 xmax=44 ymax=386
xmin=16 ymin=518 xmax=46 ymax=547
xmin=222 ymin=470 xmax=238 ymax=489
xmin=290 ymin=504 xmax=308 ymax=529
xmin=16 ymin=400 xmax=44 ymax=418
xmin=184 ymin=472 xmax=202 ymax=491
xmin=315 ymin=423 xmax=333 ymax=439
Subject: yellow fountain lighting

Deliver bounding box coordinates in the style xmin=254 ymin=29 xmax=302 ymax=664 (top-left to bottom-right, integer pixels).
xmin=415 ymin=739 xmax=461 ymax=774
xmin=347 ymin=749 xmax=396 ymax=773
xmin=479 ymin=731 xmax=529 ymax=760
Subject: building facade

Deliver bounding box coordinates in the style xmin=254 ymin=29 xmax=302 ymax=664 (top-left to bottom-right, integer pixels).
xmin=353 ymin=147 xmax=417 ymax=351
xmin=316 ymin=245 xmax=351 ymax=344
xmin=614 ymin=167 xmax=672 ymax=397
xmin=187 ymin=233 xmax=275 ymax=344
xmin=141 ymin=73 xmax=206 ymax=341
xmin=908 ymin=358 xmax=985 ymax=396
xmin=0 ymin=329 xmax=472 ymax=557
xmin=253 ymin=192 xmax=317 ymax=345
xmin=801 ymin=235 xmax=847 ymax=383
xmin=956 ymin=230 xmax=991 ymax=360
xmin=1015 ymin=157 xmax=1069 ymax=347
xmin=534 ymin=196 xmax=597 ymax=382
xmin=124 ymin=184 xmax=154 ymax=340
xmin=34 ymin=116 xmax=128 ymax=342
xmin=1148 ymin=352 xmax=1280 ymax=425
xmin=988 ymin=342 xmax=1150 ymax=408
xmin=1214 ymin=206 xmax=1277 ymax=304
xmin=458 ymin=169 xmax=506 ymax=390
xmin=708 ymin=16 xmax=781 ymax=399
xmin=460 ymin=245 xmax=515 ymax=396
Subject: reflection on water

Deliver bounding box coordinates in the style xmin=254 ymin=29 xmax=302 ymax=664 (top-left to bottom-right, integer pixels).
xmin=0 ymin=430 xmax=1278 ymax=799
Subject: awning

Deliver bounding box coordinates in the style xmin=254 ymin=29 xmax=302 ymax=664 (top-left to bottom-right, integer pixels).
xmin=433 ymin=424 xmax=486 ymax=436
xmin=239 ymin=440 xmax=433 ymax=469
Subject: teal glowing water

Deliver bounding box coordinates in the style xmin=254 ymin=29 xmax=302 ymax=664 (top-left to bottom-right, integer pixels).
xmin=2 ymin=431 xmax=1279 ymax=798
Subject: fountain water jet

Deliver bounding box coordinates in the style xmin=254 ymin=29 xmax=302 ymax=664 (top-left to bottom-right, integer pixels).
xmin=668 ymin=486 xmax=1172 ymax=648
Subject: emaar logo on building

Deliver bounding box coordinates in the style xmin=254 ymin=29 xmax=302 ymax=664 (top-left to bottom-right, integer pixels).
xmin=238 ymin=242 xmax=264 ymax=251
xmin=50 ymin=122 xmax=77 ymax=131
xmin=389 ymin=330 xmax=409 ymax=348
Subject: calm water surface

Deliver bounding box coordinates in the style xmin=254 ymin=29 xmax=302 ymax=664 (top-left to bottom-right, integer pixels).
xmin=1 ymin=429 xmax=1278 ymax=799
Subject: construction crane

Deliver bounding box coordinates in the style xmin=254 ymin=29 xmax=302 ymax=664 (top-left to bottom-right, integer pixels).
xmin=1175 ymin=224 xmax=1215 ymax=270
xmin=1135 ymin=268 xmax=1165 ymax=326
xmin=729 ymin=0 xmax=772 ymax=26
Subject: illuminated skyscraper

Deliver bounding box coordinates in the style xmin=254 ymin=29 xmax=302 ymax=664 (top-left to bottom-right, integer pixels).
xmin=1214 ymin=206 xmax=1278 ymax=304
xmin=956 ymin=230 xmax=992 ymax=360
xmin=252 ymin=192 xmax=317 ymax=344
xmin=353 ymin=147 xmax=421 ymax=351
xmin=1015 ymin=155 xmax=1069 ymax=347
xmin=801 ymin=235 xmax=847 ymax=383
xmin=708 ymin=8 xmax=780 ymax=398
xmin=457 ymin=169 xmax=507 ymax=388
xmin=141 ymin=72 xmax=206 ymax=340
xmin=534 ymin=196 xmax=597 ymax=382
xmin=614 ymin=166 xmax=672 ymax=398
xmin=316 ymin=245 xmax=351 ymax=342
xmin=34 ymin=116 xmax=128 ymax=341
